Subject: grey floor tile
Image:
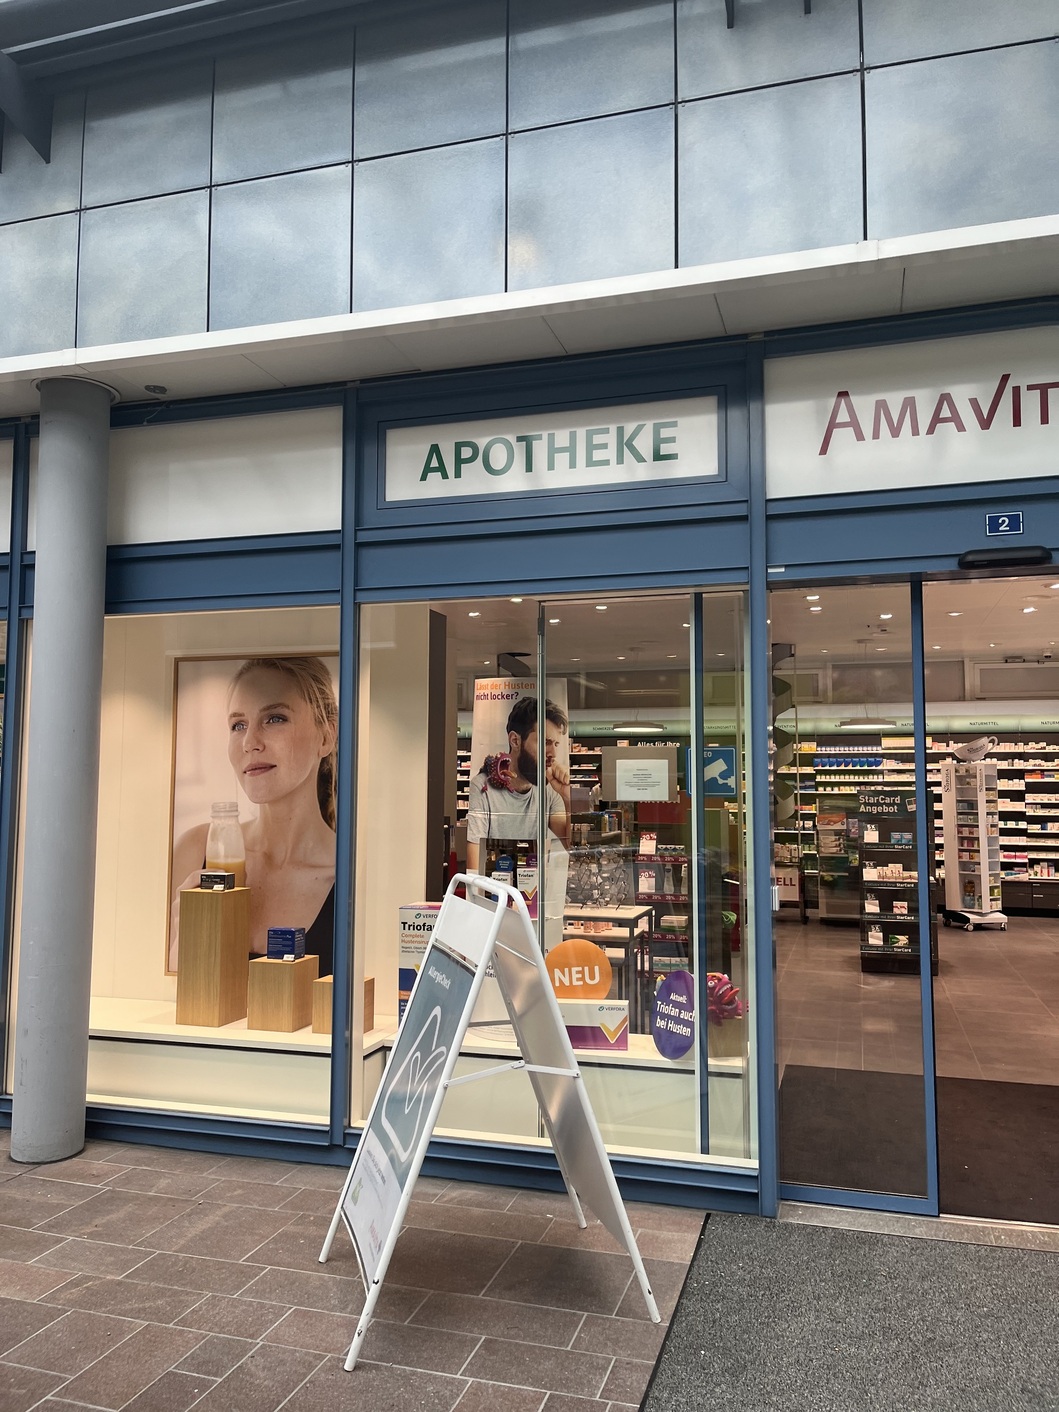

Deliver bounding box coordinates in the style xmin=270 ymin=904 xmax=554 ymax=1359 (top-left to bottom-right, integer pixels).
xmin=175 ymin=1333 xmax=256 ymax=1379
xmin=483 ymin=1246 xmax=636 ymax=1317
xmin=359 ymin=1318 xmax=482 ymax=1375
xmin=0 ymin=1257 xmax=74 ymax=1301
xmin=0 ymin=1225 xmax=65 ymax=1263
xmin=454 ymin=1382 xmax=545 ymax=1412
xmin=56 ymin=1322 xmax=205 ymax=1410
xmin=387 ymin=1228 xmax=519 ymax=1297
xmin=0 ymin=1361 xmax=66 ymax=1410
xmin=571 ymin=1313 xmax=667 ymax=1361
xmin=140 ymin=1204 xmax=296 ymax=1261
xmin=174 ymin=1293 xmax=290 ymax=1340
xmin=0 ymin=1295 xmax=67 ymax=1356
xmin=2 ymin=1308 xmax=143 ymax=1375
xmin=128 ymin=1251 xmax=265 ymax=1296
xmin=49 ymin=1272 xmax=205 ymax=1324
xmin=462 ymin=1338 xmax=612 ymax=1398
xmin=37 ymin=1188 xmax=192 ymax=1245
xmin=122 ymin=1368 xmax=220 ymax=1412
xmin=33 ymin=1237 xmax=155 ymax=1278
xmin=411 ymin=1291 xmax=585 ymax=1347
xmin=184 ymin=1341 xmax=325 ymax=1412
xmin=283 ymin=1356 xmax=466 ymax=1411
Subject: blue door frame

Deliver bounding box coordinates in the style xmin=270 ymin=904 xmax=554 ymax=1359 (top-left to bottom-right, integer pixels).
xmin=773 ymin=578 xmax=941 ymax=1217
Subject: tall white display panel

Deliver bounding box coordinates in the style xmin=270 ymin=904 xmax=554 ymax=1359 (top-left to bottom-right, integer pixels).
xmin=941 ymin=760 xmax=1002 ymax=915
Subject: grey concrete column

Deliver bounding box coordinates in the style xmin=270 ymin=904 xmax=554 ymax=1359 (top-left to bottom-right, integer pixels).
xmin=11 ymin=377 xmax=115 ymax=1164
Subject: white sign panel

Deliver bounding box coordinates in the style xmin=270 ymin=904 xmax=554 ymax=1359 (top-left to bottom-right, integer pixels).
xmin=765 ymin=326 xmax=1058 ymax=499
xmin=385 ymin=396 xmax=719 ymax=502
xmin=319 ymin=877 xmax=660 ymax=1373
xmin=614 ymin=757 xmax=671 ymax=801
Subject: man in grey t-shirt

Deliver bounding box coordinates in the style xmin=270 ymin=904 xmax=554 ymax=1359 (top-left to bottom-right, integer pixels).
xmin=466 ymin=696 xmax=570 ymax=874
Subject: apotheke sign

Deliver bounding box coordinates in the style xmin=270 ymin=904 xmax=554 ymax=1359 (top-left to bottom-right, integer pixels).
xmin=385 ymin=397 xmax=719 ymax=502
xmin=765 ymin=326 xmax=1057 ymax=499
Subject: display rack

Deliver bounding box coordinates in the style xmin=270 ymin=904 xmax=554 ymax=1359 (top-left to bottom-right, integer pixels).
xmin=940 ymin=760 xmax=1002 ymax=915
xmin=857 ymin=786 xmax=937 ymax=974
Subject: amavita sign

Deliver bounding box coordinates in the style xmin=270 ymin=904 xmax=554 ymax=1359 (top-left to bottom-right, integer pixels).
xmin=765 ymin=326 xmax=1057 ymax=498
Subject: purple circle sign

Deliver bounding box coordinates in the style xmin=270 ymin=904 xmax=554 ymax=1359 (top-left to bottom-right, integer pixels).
xmin=652 ymin=970 xmax=696 ymax=1059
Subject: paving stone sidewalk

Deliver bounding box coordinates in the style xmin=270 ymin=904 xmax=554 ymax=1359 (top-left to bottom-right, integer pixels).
xmin=0 ymin=1129 xmax=703 ymax=1412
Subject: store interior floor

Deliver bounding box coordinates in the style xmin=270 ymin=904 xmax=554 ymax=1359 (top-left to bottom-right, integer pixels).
xmin=776 ymin=909 xmax=1059 ymax=1224
xmin=776 ymin=909 xmax=1059 ymax=1083
xmin=0 ymin=1130 xmax=702 ymax=1412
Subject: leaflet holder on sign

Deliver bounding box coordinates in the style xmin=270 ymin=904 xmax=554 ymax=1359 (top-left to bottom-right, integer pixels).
xmin=318 ymin=874 xmax=661 ymax=1372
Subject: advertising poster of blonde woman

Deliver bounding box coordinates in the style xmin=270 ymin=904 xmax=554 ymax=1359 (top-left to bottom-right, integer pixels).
xmin=168 ymin=655 xmax=339 ymax=976
xmin=466 ymin=678 xmax=570 ymax=950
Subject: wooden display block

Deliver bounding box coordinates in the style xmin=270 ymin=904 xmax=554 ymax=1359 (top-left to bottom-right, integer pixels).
xmin=175 ymin=887 xmax=251 ymax=1027
xmin=247 ymin=954 xmax=320 ymax=1032
xmin=708 ymin=1017 xmax=746 ymax=1060
xmin=311 ymin=976 xmax=375 ymax=1035
xmin=312 ymin=976 xmax=332 ymax=1034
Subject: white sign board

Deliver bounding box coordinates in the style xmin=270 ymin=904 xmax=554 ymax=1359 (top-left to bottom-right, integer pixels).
xmin=385 ymin=396 xmax=719 ymax=502
xmin=320 ymin=876 xmax=660 ymax=1371
xmin=615 ymin=757 xmax=671 ymax=801
xmin=765 ymin=325 xmax=1058 ymax=499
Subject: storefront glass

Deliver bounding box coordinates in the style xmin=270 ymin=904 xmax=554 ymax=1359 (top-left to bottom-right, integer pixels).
xmin=352 ymin=590 xmax=754 ymax=1166
xmin=78 ymin=605 xmax=339 ymax=1123
xmin=771 ymin=583 xmax=929 ymax=1197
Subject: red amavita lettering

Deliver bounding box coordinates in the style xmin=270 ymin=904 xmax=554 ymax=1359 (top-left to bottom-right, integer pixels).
xmin=872 ymin=396 xmax=920 ymax=441
xmin=1026 ymin=381 xmax=1059 ymax=425
xmin=925 ymin=392 xmax=966 ymax=436
xmin=968 ymin=373 xmax=1011 ymax=430
xmin=818 ymin=391 xmax=865 ymax=456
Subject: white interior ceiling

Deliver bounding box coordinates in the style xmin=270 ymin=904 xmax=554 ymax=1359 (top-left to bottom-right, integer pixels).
xmin=0 ymin=215 xmax=1056 ymax=417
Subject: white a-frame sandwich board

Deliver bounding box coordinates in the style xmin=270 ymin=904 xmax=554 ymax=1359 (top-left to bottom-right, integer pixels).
xmin=319 ymin=874 xmax=661 ymax=1371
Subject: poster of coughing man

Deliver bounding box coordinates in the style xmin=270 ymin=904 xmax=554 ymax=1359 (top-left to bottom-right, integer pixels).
xmin=465 ymin=678 xmax=570 ymax=951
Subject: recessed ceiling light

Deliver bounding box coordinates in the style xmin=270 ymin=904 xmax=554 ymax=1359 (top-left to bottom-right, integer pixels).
xmin=1050 ymin=583 xmax=1059 ymax=590
xmin=468 ymin=611 xmax=480 ymax=618
xmin=932 ymin=645 xmax=941 ymax=649
xmin=549 ymin=618 xmax=560 ymax=624
xmin=682 ymin=622 xmax=690 ymax=628
xmin=948 ymin=612 xmax=961 ymax=617
xmin=571 ymin=657 xmax=581 ymax=662
xmin=809 ymin=606 xmax=822 ymax=613
xmin=510 ymin=597 xmax=523 ymax=603
xmin=989 ymin=643 xmax=997 ymax=648
xmin=821 ymin=649 xmax=828 ymax=654
xmin=879 ymin=613 xmax=893 ymax=620
xmin=716 ymin=653 xmax=726 ymax=658
xmin=667 ymin=654 xmax=677 ymax=659
xmin=875 ymin=647 xmax=887 ymax=652
xmin=1024 ymin=606 xmax=1037 ymax=614
xmin=595 ymin=604 xmax=608 ymax=611
xmin=617 ymin=656 xmax=626 ymax=661
xmin=483 ymin=659 xmax=489 ymax=665
xmin=806 ymin=594 xmax=820 ymax=602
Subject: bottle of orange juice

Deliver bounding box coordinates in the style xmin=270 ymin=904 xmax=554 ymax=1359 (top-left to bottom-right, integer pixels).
xmin=205 ymin=801 xmax=246 ymax=887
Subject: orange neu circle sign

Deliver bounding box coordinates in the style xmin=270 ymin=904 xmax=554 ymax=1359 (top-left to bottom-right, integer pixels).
xmin=546 ymin=938 xmax=613 ymax=999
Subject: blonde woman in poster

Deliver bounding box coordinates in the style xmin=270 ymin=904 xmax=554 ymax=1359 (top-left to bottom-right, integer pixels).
xmin=169 ymin=656 xmax=338 ymax=974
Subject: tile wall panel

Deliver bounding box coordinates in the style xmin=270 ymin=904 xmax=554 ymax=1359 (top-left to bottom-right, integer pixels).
xmin=354 ymin=0 xmax=506 ymax=158
xmin=81 ymin=63 xmax=213 ymax=207
xmin=213 ymin=28 xmax=355 ymax=184
xmin=679 ymin=74 xmax=863 ymax=265
xmin=508 ymin=108 xmax=675 ymax=290
xmin=677 ymin=0 xmax=859 ymax=98
xmin=209 ymin=166 xmax=352 ymax=330
xmin=0 ymin=213 xmax=78 ymax=357
xmin=353 ymin=139 xmax=504 ymax=310
xmin=77 ymin=191 xmax=209 ymax=346
xmin=866 ymin=43 xmax=1059 ymax=239
xmin=509 ymin=0 xmax=674 ymax=130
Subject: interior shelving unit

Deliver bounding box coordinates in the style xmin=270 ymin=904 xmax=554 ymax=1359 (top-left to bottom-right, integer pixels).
xmin=773 ymin=731 xmax=1059 ymax=918
xmin=940 ymin=759 xmax=1002 ymax=916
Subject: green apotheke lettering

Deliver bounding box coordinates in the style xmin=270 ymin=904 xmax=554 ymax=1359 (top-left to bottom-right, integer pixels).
xmin=419 ymin=420 xmax=680 ymax=483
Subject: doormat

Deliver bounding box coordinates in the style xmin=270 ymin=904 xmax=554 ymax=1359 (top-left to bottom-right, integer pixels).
xmin=938 ymin=1075 xmax=1059 ymax=1225
xmin=779 ymin=1065 xmax=1059 ymax=1224
xmin=778 ymin=1065 xmax=927 ymax=1195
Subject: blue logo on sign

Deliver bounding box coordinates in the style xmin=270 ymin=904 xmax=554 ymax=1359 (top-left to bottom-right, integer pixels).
xmin=985 ymin=512 xmax=1023 ymax=537
xmin=703 ymin=747 xmax=737 ymax=797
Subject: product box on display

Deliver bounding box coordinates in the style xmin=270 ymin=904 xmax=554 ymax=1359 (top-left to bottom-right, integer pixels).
xmin=557 ymin=998 xmax=629 ymax=1051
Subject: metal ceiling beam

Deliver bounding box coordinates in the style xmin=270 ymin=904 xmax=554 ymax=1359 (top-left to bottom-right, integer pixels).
xmin=0 ymin=46 xmax=51 ymax=158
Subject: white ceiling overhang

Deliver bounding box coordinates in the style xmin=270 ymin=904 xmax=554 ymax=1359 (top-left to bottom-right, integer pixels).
xmin=1 ymin=214 xmax=1057 ymax=417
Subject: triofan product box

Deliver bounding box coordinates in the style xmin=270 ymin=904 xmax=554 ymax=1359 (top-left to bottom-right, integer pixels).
xmin=398 ymin=904 xmax=440 ymax=1019
xmin=557 ymin=999 xmax=629 ymax=1051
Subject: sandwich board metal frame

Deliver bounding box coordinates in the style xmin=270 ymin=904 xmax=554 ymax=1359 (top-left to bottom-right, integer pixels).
xmin=319 ymin=873 xmax=661 ymax=1371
